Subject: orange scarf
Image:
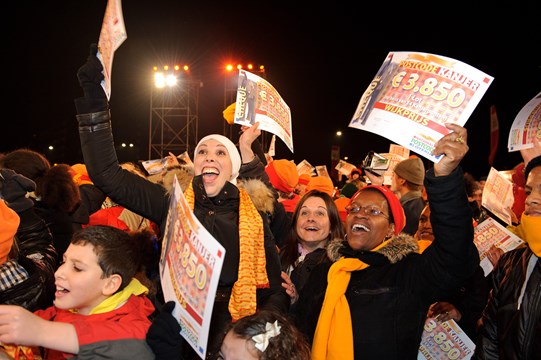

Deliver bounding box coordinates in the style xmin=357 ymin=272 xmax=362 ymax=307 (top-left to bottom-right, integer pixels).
xmin=184 ymin=181 xmax=269 ymax=322
xmin=519 ymin=213 xmax=541 ymax=257
xmin=417 ymin=239 xmax=432 ymax=253
xmin=311 ymin=240 xmax=388 ymax=360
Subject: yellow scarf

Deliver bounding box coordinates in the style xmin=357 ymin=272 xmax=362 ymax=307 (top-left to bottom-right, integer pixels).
xmin=89 ymin=278 xmax=148 ymax=315
xmin=519 ymin=213 xmax=541 ymax=257
xmin=312 ymin=240 xmax=388 ymax=360
xmin=417 ymin=239 xmax=432 ymax=253
xmin=184 ymin=181 xmax=269 ymax=322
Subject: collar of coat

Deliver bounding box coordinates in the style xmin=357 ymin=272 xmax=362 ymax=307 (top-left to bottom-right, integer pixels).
xmin=155 ymin=165 xmax=275 ymax=215
xmin=326 ymin=233 xmax=419 ymax=263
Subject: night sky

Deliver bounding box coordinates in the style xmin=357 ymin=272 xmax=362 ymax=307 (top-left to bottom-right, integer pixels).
xmin=9 ymin=1 xmax=541 ymax=180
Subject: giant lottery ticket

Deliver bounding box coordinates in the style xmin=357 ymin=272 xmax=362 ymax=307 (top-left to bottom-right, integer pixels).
xmin=234 ymin=70 xmax=294 ymax=153
xmin=474 ymin=217 xmax=525 ymax=276
xmin=418 ymin=318 xmax=475 ymax=360
xmin=160 ymin=177 xmax=225 ymax=359
xmin=97 ymin=0 xmax=127 ymax=100
xmin=349 ymin=51 xmax=493 ymax=162
xmin=335 ymin=160 xmax=357 ymax=176
xmin=316 ymin=165 xmax=331 ymax=178
xmin=389 ymin=143 xmax=410 ymax=159
xmin=508 ymin=91 xmax=541 ymax=151
xmin=482 ymin=167 xmax=514 ymax=225
xmin=297 ymin=159 xmax=316 ymax=176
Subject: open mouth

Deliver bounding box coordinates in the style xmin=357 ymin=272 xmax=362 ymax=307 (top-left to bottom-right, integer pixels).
xmin=524 ymin=208 xmax=541 ymax=216
xmin=202 ymin=167 xmax=219 ymax=181
xmin=202 ymin=167 xmax=219 ymax=175
xmin=56 ymin=286 xmax=70 ymax=296
xmin=351 ymin=223 xmax=370 ymax=232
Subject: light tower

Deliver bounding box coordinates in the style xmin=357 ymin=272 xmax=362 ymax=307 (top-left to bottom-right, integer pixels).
xmin=148 ymin=64 xmax=201 ymax=160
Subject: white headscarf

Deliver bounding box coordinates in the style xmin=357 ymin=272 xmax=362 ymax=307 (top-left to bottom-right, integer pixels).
xmin=194 ymin=134 xmax=241 ymax=185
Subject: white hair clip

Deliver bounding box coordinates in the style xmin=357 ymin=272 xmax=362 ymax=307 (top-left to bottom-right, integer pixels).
xmin=251 ymin=320 xmax=281 ymax=352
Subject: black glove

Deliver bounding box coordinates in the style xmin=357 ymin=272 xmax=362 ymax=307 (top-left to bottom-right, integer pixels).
xmin=76 ymin=43 xmax=106 ymax=100
xmin=146 ymin=301 xmax=184 ymax=359
xmin=0 ymin=169 xmax=36 ymax=213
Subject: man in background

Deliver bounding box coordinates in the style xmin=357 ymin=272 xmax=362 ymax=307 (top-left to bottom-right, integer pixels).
xmin=391 ymin=157 xmax=426 ymax=236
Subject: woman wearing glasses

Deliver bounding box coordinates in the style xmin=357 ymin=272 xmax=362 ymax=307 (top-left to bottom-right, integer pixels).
xmin=293 ymin=123 xmax=481 ymax=360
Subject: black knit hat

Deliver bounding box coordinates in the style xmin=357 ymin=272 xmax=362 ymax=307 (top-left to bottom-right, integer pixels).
xmin=524 ymin=155 xmax=541 ymax=180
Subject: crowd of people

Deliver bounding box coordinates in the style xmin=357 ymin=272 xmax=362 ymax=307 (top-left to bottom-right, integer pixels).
xmin=0 ymin=43 xmax=539 ymax=360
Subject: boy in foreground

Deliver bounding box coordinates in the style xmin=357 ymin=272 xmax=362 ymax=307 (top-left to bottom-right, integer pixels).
xmin=0 ymin=225 xmax=155 ymax=359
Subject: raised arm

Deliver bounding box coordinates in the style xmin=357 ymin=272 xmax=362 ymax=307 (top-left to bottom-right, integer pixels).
xmin=0 ymin=305 xmax=78 ymax=354
xmin=432 ymin=123 xmax=469 ymax=177
xmin=74 ymin=44 xmax=168 ymax=224
xmin=417 ymin=123 xmax=479 ymax=300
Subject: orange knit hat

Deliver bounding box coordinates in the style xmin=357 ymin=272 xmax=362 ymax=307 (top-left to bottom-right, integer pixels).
xmin=223 ymin=102 xmax=236 ymax=125
xmin=265 ymin=159 xmax=299 ymax=193
xmin=334 ymin=197 xmax=350 ymax=222
xmin=298 ymin=173 xmax=311 ymax=185
xmin=307 ymin=176 xmax=335 ymax=197
xmin=70 ymin=163 xmax=93 ymax=186
xmin=0 ymin=200 xmax=20 ymax=264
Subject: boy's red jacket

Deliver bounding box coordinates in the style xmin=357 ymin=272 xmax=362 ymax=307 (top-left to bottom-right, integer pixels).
xmin=35 ymin=294 xmax=155 ymax=359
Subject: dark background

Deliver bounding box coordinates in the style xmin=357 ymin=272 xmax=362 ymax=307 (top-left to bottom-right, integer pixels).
xmin=8 ymin=1 xmax=541 ymax=181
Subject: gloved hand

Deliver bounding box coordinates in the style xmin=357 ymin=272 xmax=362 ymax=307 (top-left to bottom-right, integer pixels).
xmin=0 ymin=169 xmax=36 ymax=213
xmin=76 ymin=43 xmax=106 ymax=100
xmin=146 ymin=301 xmax=184 ymax=359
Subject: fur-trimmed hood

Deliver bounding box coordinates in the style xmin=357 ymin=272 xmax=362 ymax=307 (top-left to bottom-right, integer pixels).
xmin=236 ymin=178 xmax=275 ymax=215
xmin=326 ymin=233 xmax=419 ymax=263
xmin=152 ymin=166 xmax=275 ymax=215
xmin=148 ymin=165 xmax=194 ymax=196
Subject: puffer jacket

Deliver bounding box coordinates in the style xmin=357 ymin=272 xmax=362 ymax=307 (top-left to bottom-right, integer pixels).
xmin=0 ymin=207 xmax=57 ymax=311
xmin=474 ymin=247 xmax=540 ymax=360
xmin=293 ymin=167 xmax=480 ymax=359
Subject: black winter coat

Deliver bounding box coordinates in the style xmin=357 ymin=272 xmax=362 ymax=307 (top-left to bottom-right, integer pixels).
xmin=281 ymin=247 xmax=329 ymax=294
xmin=293 ymin=167 xmax=480 ymax=359
xmin=0 ymin=208 xmax=57 ymax=311
xmin=474 ymin=247 xmax=540 ymax=360
xmin=238 ymin=154 xmax=291 ymax=249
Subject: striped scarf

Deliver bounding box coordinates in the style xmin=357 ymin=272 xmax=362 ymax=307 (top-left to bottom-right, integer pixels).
xmin=312 ymin=240 xmax=388 ymax=360
xmin=184 ymin=181 xmax=269 ymax=322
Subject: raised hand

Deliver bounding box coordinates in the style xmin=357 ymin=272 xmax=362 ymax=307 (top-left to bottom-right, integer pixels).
xmin=281 ymin=271 xmax=299 ymax=304
xmin=432 ymin=123 xmax=469 ymax=177
xmin=238 ymin=122 xmax=261 ymax=163
xmin=0 ymin=169 xmax=36 ymax=213
xmin=76 ymin=43 xmax=105 ymax=100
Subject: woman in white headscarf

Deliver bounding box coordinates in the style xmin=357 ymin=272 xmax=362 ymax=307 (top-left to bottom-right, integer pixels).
xmin=74 ymin=45 xmax=289 ymax=360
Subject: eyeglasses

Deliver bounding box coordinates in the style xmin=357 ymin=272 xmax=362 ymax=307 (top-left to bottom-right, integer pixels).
xmin=345 ymin=204 xmax=389 ymax=219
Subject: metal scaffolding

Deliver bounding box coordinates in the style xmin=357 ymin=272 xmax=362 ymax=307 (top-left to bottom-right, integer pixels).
xmin=148 ymin=78 xmax=201 ymax=160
